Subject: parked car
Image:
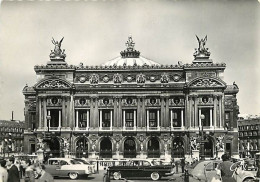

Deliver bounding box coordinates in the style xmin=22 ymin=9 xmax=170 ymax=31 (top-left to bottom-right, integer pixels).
xmin=73 ymin=158 xmax=96 ymax=173
xmin=108 ymin=159 xmax=174 ymax=181
xmin=42 ymin=158 xmax=95 ymax=179
xmin=190 ymin=160 xmax=257 ymax=182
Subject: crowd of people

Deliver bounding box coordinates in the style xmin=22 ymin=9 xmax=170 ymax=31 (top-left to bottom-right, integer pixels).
xmin=0 ymin=156 xmax=54 ymax=182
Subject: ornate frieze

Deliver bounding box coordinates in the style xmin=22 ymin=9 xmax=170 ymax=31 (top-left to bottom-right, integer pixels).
xmin=198 ymin=96 xmax=213 ymax=105
xmin=189 ymin=78 xmax=224 ymax=87
xmin=113 ymin=73 xmax=123 ymax=85
xmin=37 ymin=79 xmax=71 ymax=89
xmin=122 ymin=98 xmax=137 ymax=106
xmin=160 ymin=73 xmax=170 ymax=83
xmin=136 ymin=73 xmax=146 ymax=86
xmin=89 ymin=74 xmax=99 ymax=86
xmin=47 ymin=97 xmax=62 ymax=106
xmin=75 ymin=98 xmax=90 ymax=107
xmin=169 ymin=97 xmax=185 ymax=106
xmin=145 ymin=98 xmax=161 ymax=106
xmin=98 ymin=98 xmax=114 ymax=107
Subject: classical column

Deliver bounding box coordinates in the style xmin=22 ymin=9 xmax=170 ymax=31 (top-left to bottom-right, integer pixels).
xmin=58 ymin=110 xmax=61 ymax=128
xmin=99 ymin=110 xmax=102 ymax=128
xmin=38 ymin=98 xmax=42 ymax=128
xmin=157 ymin=110 xmax=160 ymax=128
xmin=199 ymin=108 xmax=202 ymax=127
xmin=87 ymin=110 xmax=89 ymax=128
xmin=210 ymin=108 xmax=213 ymax=127
xmin=189 ymin=96 xmax=194 ymax=128
xmin=134 ymin=110 xmax=136 ymax=128
xmin=43 ymin=97 xmax=47 ymax=128
xmin=170 ymin=110 xmax=173 ymax=128
xmin=165 ymin=97 xmax=169 ymax=127
xmin=147 ymin=110 xmax=149 ymax=128
xmin=213 ymin=95 xmax=217 ymax=127
xmin=181 ymin=109 xmax=184 ymax=127
xmin=62 ymin=97 xmax=66 ymax=127
xmin=47 ymin=110 xmax=50 ymax=128
xmin=219 ymin=96 xmax=222 ymax=128
xmin=76 ymin=110 xmax=79 ymax=128
xmin=194 ymin=95 xmax=198 ymax=127
xmin=110 ymin=110 xmax=113 ymax=129
xmin=123 ymin=110 xmax=126 ymax=128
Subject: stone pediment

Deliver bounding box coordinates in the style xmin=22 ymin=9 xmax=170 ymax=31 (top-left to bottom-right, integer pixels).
xmin=34 ymin=77 xmax=73 ymax=90
xmin=187 ymin=77 xmax=226 ymax=88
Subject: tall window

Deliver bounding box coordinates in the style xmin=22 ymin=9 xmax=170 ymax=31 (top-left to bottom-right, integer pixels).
xmin=125 ymin=110 xmax=134 ymax=127
xmin=171 ymin=109 xmax=181 ymax=127
xmin=102 ymin=110 xmax=111 ymax=127
xmin=201 ymin=108 xmax=210 ymax=126
xmin=149 ymin=110 xmax=158 ymax=127
xmin=225 ymin=112 xmax=230 ymax=129
xmin=79 ymin=110 xmax=89 ymax=127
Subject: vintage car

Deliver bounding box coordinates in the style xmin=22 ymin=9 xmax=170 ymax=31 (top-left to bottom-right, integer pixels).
xmin=190 ymin=160 xmax=257 ymax=182
xmin=72 ymin=158 xmax=96 ymax=173
xmin=108 ymin=159 xmax=175 ymax=181
xmin=43 ymin=158 xmax=95 ymax=179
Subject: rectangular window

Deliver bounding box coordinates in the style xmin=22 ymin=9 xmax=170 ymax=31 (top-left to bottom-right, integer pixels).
xmin=102 ymin=110 xmax=111 ymax=127
xmin=79 ymin=110 xmax=89 ymax=127
xmin=149 ymin=110 xmax=158 ymax=127
xmin=201 ymin=108 xmax=210 ymax=126
xmin=50 ymin=109 xmax=60 ymax=127
xmin=125 ymin=110 xmax=135 ymax=127
xmin=171 ymin=109 xmax=181 ymax=127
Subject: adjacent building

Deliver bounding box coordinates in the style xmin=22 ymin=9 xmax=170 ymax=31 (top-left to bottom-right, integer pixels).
xmin=23 ymin=36 xmax=239 ymax=160
xmin=0 ymin=120 xmax=24 ymax=157
xmin=238 ymin=116 xmax=260 ymax=158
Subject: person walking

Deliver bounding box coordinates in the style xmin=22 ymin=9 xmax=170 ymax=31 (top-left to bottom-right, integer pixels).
xmin=23 ymin=159 xmax=35 ymax=182
xmin=180 ymin=158 xmax=185 ymax=173
xmin=217 ymin=153 xmax=236 ymax=182
xmin=35 ymin=164 xmax=54 ymax=182
xmin=6 ymin=157 xmax=20 ymax=182
xmin=0 ymin=159 xmax=8 ymax=182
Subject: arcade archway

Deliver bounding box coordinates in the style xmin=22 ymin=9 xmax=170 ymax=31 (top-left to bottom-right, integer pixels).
xmin=147 ymin=137 xmax=160 ymax=158
xmin=76 ymin=137 xmax=88 ymax=158
xmin=124 ymin=138 xmax=136 ymax=158
xmin=100 ymin=137 xmax=112 ymax=158
xmin=48 ymin=137 xmax=60 ymax=157
xmin=172 ymin=137 xmax=184 ymax=158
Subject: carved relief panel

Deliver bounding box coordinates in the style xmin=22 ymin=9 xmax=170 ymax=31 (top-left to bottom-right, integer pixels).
xmin=122 ymin=97 xmax=137 ymax=106
xmin=145 ymin=97 xmax=161 ymax=106
xmin=169 ymin=97 xmax=185 ymax=106
xmin=47 ymin=97 xmax=62 ymax=106
xmin=198 ymin=96 xmax=213 ymax=105
xmin=98 ymin=98 xmax=114 ymax=107
xmin=75 ymin=98 xmax=90 ymax=107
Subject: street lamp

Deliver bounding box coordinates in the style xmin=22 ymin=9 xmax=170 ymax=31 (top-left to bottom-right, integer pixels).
xmin=200 ymin=114 xmax=206 ymax=160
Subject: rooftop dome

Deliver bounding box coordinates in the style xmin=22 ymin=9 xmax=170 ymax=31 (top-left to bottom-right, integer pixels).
xmin=101 ymin=36 xmax=161 ymax=67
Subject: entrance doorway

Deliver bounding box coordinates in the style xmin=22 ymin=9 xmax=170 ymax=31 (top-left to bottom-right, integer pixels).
xmin=100 ymin=138 xmax=112 ymax=158
xmin=76 ymin=137 xmax=88 ymax=158
xmin=124 ymin=138 xmax=136 ymax=158
xmin=204 ymin=138 xmax=213 ymax=158
xmin=147 ymin=137 xmax=160 ymax=158
xmin=172 ymin=137 xmax=184 ymax=158
xmin=48 ymin=137 xmax=60 ymax=157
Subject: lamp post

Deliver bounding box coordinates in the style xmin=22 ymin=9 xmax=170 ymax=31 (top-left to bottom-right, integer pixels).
xmin=200 ymin=114 xmax=205 ymax=160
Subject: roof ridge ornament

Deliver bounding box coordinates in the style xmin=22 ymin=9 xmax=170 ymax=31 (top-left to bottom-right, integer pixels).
xmin=49 ymin=37 xmax=67 ymax=61
xmin=120 ymin=36 xmax=140 ymax=58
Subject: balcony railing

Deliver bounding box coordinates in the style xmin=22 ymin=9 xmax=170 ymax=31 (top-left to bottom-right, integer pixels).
xmin=74 ymin=127 xmax=89 ymax=131
xmin=49 ymin=127 xmax=60 ymax=131
xmin=99 ymin=127 xmax=112 ymax=131
xmin=147 ymin=127 xmax=160 ymax=131
xmin=123 ymin=127 xmax=136 ymax=131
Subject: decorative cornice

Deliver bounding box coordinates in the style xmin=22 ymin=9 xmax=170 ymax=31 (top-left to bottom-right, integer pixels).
xmin=187 ymin=77 xmax=226 ymax=88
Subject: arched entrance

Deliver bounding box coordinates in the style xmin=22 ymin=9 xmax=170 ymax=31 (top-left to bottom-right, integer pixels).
xmin=147 ymin=137 xmax=160 ymax=158
xmin=172 ymin=137 xmax=184 ymax=158
xmin=124 ymin=138 xmax=136 ymax=158
xmin=48 ymin=137 xmax=60 ymax=157
xmin=100 ymin=137 xmax=112 ymax=158
xmin=76 ymin=137 xmax=88 ymax=158
xmin=204 ymin=137 xmax=213 ymax=158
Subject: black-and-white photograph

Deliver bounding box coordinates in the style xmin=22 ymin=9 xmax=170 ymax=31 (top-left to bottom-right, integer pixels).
xmin=0 ymin=0 xmax=259 ymax=181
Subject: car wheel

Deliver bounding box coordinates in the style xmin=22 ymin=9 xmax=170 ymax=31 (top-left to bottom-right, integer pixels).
xmin=113 ymin=172 xmax=121 ymax=180
xmin=151 ymin=172 xmax=160 ymax=181
xmin=69 ymin=172 xmax=78 ymax=180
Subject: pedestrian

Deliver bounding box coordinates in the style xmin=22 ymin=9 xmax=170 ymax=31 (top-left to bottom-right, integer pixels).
xmin=35 ymin=164 xmax=54 ymax=182
xmin=6 ymin=157 xmax=20 ymax=182
xmin=175 ymin=161 xmax=179 ymax=173
xmin=181 ymin=158 xmax=185 ymax=173
xmin=23 ymin=159 xmax=35 ymax=182
xmin=0 ymin=158 xmax=8 ymax=182
xmin=217 ymin=153 xmax=236 ymax=182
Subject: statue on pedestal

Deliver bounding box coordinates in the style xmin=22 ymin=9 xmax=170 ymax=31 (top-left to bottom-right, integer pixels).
xmin=193 ymin=35 xmax=211 ymax=59
xmin=50 ymin=37 xmax=66 ymax=59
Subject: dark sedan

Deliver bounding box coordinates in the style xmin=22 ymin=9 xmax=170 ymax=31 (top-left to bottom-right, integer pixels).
xmin=108 ymin=159 xmax=175 ymax=181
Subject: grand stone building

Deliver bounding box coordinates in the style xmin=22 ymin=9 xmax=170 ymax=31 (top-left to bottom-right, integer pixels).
xmin=23 ymin=36 xmax=239 ymax=160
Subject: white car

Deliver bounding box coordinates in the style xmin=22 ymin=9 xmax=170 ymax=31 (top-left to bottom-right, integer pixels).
xmin=44 ymin=158 xmax=95 ymax=179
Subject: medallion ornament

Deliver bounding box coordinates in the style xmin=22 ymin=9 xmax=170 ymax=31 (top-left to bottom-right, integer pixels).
xmin=89 ymin=74 xmax=99 ymax=85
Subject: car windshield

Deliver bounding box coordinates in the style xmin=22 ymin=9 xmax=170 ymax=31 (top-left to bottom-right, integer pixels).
xmin=70 ymin=160 xmax=81 ymax=164
xmin=76 ymin=159 xmax=90 ymax=165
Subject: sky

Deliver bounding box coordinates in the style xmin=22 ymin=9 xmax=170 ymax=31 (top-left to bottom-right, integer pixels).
xmin=0 ymin=0 xmax=259 ymax=121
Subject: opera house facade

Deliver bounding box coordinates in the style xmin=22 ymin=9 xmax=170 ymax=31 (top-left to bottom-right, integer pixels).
xmin=23 ymin=36 xmax=239 ymax=160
